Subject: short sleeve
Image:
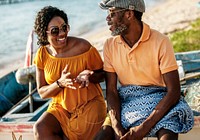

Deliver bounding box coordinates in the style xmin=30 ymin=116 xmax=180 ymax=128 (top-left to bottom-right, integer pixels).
xmin=87 ymin=47 xmax=103 ymax=70
xmin=159 ymin=37 xmax=178 ymax=74
xmin=103 ymin=39 xmax=115 ymax=72
xmin=33 ymin=46 xmax=44 ymax=70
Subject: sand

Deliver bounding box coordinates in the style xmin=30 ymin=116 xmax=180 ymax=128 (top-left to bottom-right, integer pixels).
xmin=0 ymin=0 xmax=200 ymax=78
xmin=84 ymin=0 xmax=200 ymax=58
xmin=143 ymin=0 xmax=200 ymax=34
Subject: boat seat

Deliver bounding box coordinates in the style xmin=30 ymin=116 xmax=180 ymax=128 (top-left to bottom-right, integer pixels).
xmin=15 ymin=65 xmax=36 ymax=85
xmin=32 ymin=93 xmax=49 ymax=102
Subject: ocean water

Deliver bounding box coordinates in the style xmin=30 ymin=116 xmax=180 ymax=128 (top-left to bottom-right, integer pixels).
xmin=0 ymin=0 xmax=164 ymax=74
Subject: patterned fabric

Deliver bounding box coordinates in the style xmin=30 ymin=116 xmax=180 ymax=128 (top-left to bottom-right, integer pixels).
xmin=119 ymin=85 xmax=194 ymax=136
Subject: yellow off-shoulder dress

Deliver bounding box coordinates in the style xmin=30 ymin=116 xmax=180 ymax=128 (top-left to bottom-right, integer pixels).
xmin=34 ymin=46 xmax=107 ymax=140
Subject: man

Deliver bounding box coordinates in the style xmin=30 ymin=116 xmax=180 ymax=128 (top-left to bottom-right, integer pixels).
xmin=94 ymin=0 xmax=194 ymax=140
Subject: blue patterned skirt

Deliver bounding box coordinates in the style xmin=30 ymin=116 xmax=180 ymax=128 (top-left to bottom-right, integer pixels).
xmin=119 ymin=85 xmax=194 ymax=137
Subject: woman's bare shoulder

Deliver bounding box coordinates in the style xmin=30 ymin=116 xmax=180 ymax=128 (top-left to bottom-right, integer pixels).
xmin=69 ymin=36 xmax=92 ymax=51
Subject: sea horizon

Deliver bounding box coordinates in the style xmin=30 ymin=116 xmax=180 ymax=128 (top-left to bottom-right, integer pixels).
xmin=0 ymin=0 xmax=165 ymax=76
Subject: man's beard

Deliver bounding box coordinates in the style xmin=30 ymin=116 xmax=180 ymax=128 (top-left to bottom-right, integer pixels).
xmin=111 ymin=24 xmax=127 ymax=36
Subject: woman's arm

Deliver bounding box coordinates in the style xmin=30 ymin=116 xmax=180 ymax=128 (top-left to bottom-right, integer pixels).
xmin=36 ymin=65 xmax=75 ymax=99
xmin=36 ymin=67 xmax=62 ymax=99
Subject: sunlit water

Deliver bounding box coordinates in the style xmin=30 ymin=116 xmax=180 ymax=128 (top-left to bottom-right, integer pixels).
xmin=0 ymin=0 xmax=164 ymax=74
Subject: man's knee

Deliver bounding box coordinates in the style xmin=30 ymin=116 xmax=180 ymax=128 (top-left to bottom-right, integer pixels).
xmin=157 ymin=128 xmax=178 ymax=140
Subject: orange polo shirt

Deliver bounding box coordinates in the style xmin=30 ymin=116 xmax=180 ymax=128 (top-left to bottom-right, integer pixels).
xmin=103 ymin=22 xmax=178 ymax=87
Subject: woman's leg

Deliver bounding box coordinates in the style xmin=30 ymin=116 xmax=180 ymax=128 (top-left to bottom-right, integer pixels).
xmin=80 ymin=96 xmax=107 ymax=139
xmin=157 ymin=128 xmax=178 ymax=140
xmin=93 ymin=125 xmax=115 ymax=140
xmin=33 ymin=112 xmax=69 ymax=140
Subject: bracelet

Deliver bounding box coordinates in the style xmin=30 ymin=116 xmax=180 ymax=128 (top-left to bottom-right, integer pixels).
xmin=56 ymin=80 xmax=64 ymax=89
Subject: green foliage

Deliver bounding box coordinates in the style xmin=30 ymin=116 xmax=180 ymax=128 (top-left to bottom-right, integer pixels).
xmin=170 ymin=18 xmax=200 ymax=53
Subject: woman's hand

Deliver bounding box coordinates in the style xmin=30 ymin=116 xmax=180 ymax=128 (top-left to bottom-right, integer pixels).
xmin=58 ymin=65 xmax=76 ymax=89
xmin=74 ymin=70 xmax=94 ymax=88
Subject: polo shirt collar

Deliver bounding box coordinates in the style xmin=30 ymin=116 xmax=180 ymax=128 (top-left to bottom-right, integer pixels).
xmin=116 ymin=22 xmax=151 ymax=48
xmin=140 ymin=22 xmax=150 ymax=42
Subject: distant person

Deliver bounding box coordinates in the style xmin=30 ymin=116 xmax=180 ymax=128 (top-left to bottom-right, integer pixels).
xmin=198 ymin=1 xmax=200 ymax=8
xmin=33 ymin=6 xmax=106 ymax=140
xmin=94 ymin=0 xmax=194 ymax=140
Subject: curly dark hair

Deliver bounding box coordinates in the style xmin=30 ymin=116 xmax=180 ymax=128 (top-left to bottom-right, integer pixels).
xmin=34 ymin=6 xmax=69 ymax=46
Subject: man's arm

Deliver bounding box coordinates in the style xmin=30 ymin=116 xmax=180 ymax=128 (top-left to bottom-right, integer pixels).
xmin=89 ymin=68 xmax=105 ymax=83
xmin=142 ymin=70 xmax=181 ymax=131
xmin=126 ymin=70 xmax=181 ymax=138
xmin=106 ymin=72 xmax=126 ymax=138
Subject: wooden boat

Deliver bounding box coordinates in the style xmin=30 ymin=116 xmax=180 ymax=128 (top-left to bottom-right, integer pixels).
xmin=0 ymin=30 xmax=50 ymax=140
xmin=144 ymin=50 xmax=200 ymax=140
xmin=0 ymin=70 xmax=29 ymax=117
xmin=0 ymin=50 xmax=200 ymax=140
xmin=175 ymin=50 xmax=200 ymax=140
xmin=0 ymin=70 xmax=50 ymax=140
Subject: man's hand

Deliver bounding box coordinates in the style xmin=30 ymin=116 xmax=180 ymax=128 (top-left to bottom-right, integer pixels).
xmin=74 ymin=70 xmax=93 ymax=88
xmin=120 ymin=126 xmax=144 ymax=140
xmin=109 ymin=110 xmax=127 ymax=139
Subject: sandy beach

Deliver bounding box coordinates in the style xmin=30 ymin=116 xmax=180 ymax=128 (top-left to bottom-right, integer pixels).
xmin=84 ymin=0 xmax=200 ymax=58
xmin=0 ymin=0 xmax=200 ymax=78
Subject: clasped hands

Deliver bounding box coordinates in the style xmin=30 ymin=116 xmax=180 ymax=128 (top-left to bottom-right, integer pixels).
xmin=57 ymin=65 xmax=93 ymax=89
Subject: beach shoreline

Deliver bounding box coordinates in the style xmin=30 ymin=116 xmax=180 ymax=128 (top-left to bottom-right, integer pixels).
xmin=0 ymin=0 xmax=200 ymax=78
xmin=83 ymin=0 xmax=200 ymax=58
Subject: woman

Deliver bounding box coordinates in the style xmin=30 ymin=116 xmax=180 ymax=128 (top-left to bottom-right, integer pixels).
xmin=33 ymin=6 xmax=107 ymax=140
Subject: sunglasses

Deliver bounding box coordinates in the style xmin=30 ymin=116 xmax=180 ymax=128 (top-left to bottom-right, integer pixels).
xmin=46 ymin=24 xmax=69 ymax=37
xmin=107 ymin=9 xmax=127 ymax=18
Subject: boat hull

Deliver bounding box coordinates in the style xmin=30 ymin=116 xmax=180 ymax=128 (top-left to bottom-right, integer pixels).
xmin=1 ymin=50 xmax=200 ymax=139
xmin=0 ymin=120 xmax=200 ymax=140
xmin=0 ymin=122 xmax=34 ymax=140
